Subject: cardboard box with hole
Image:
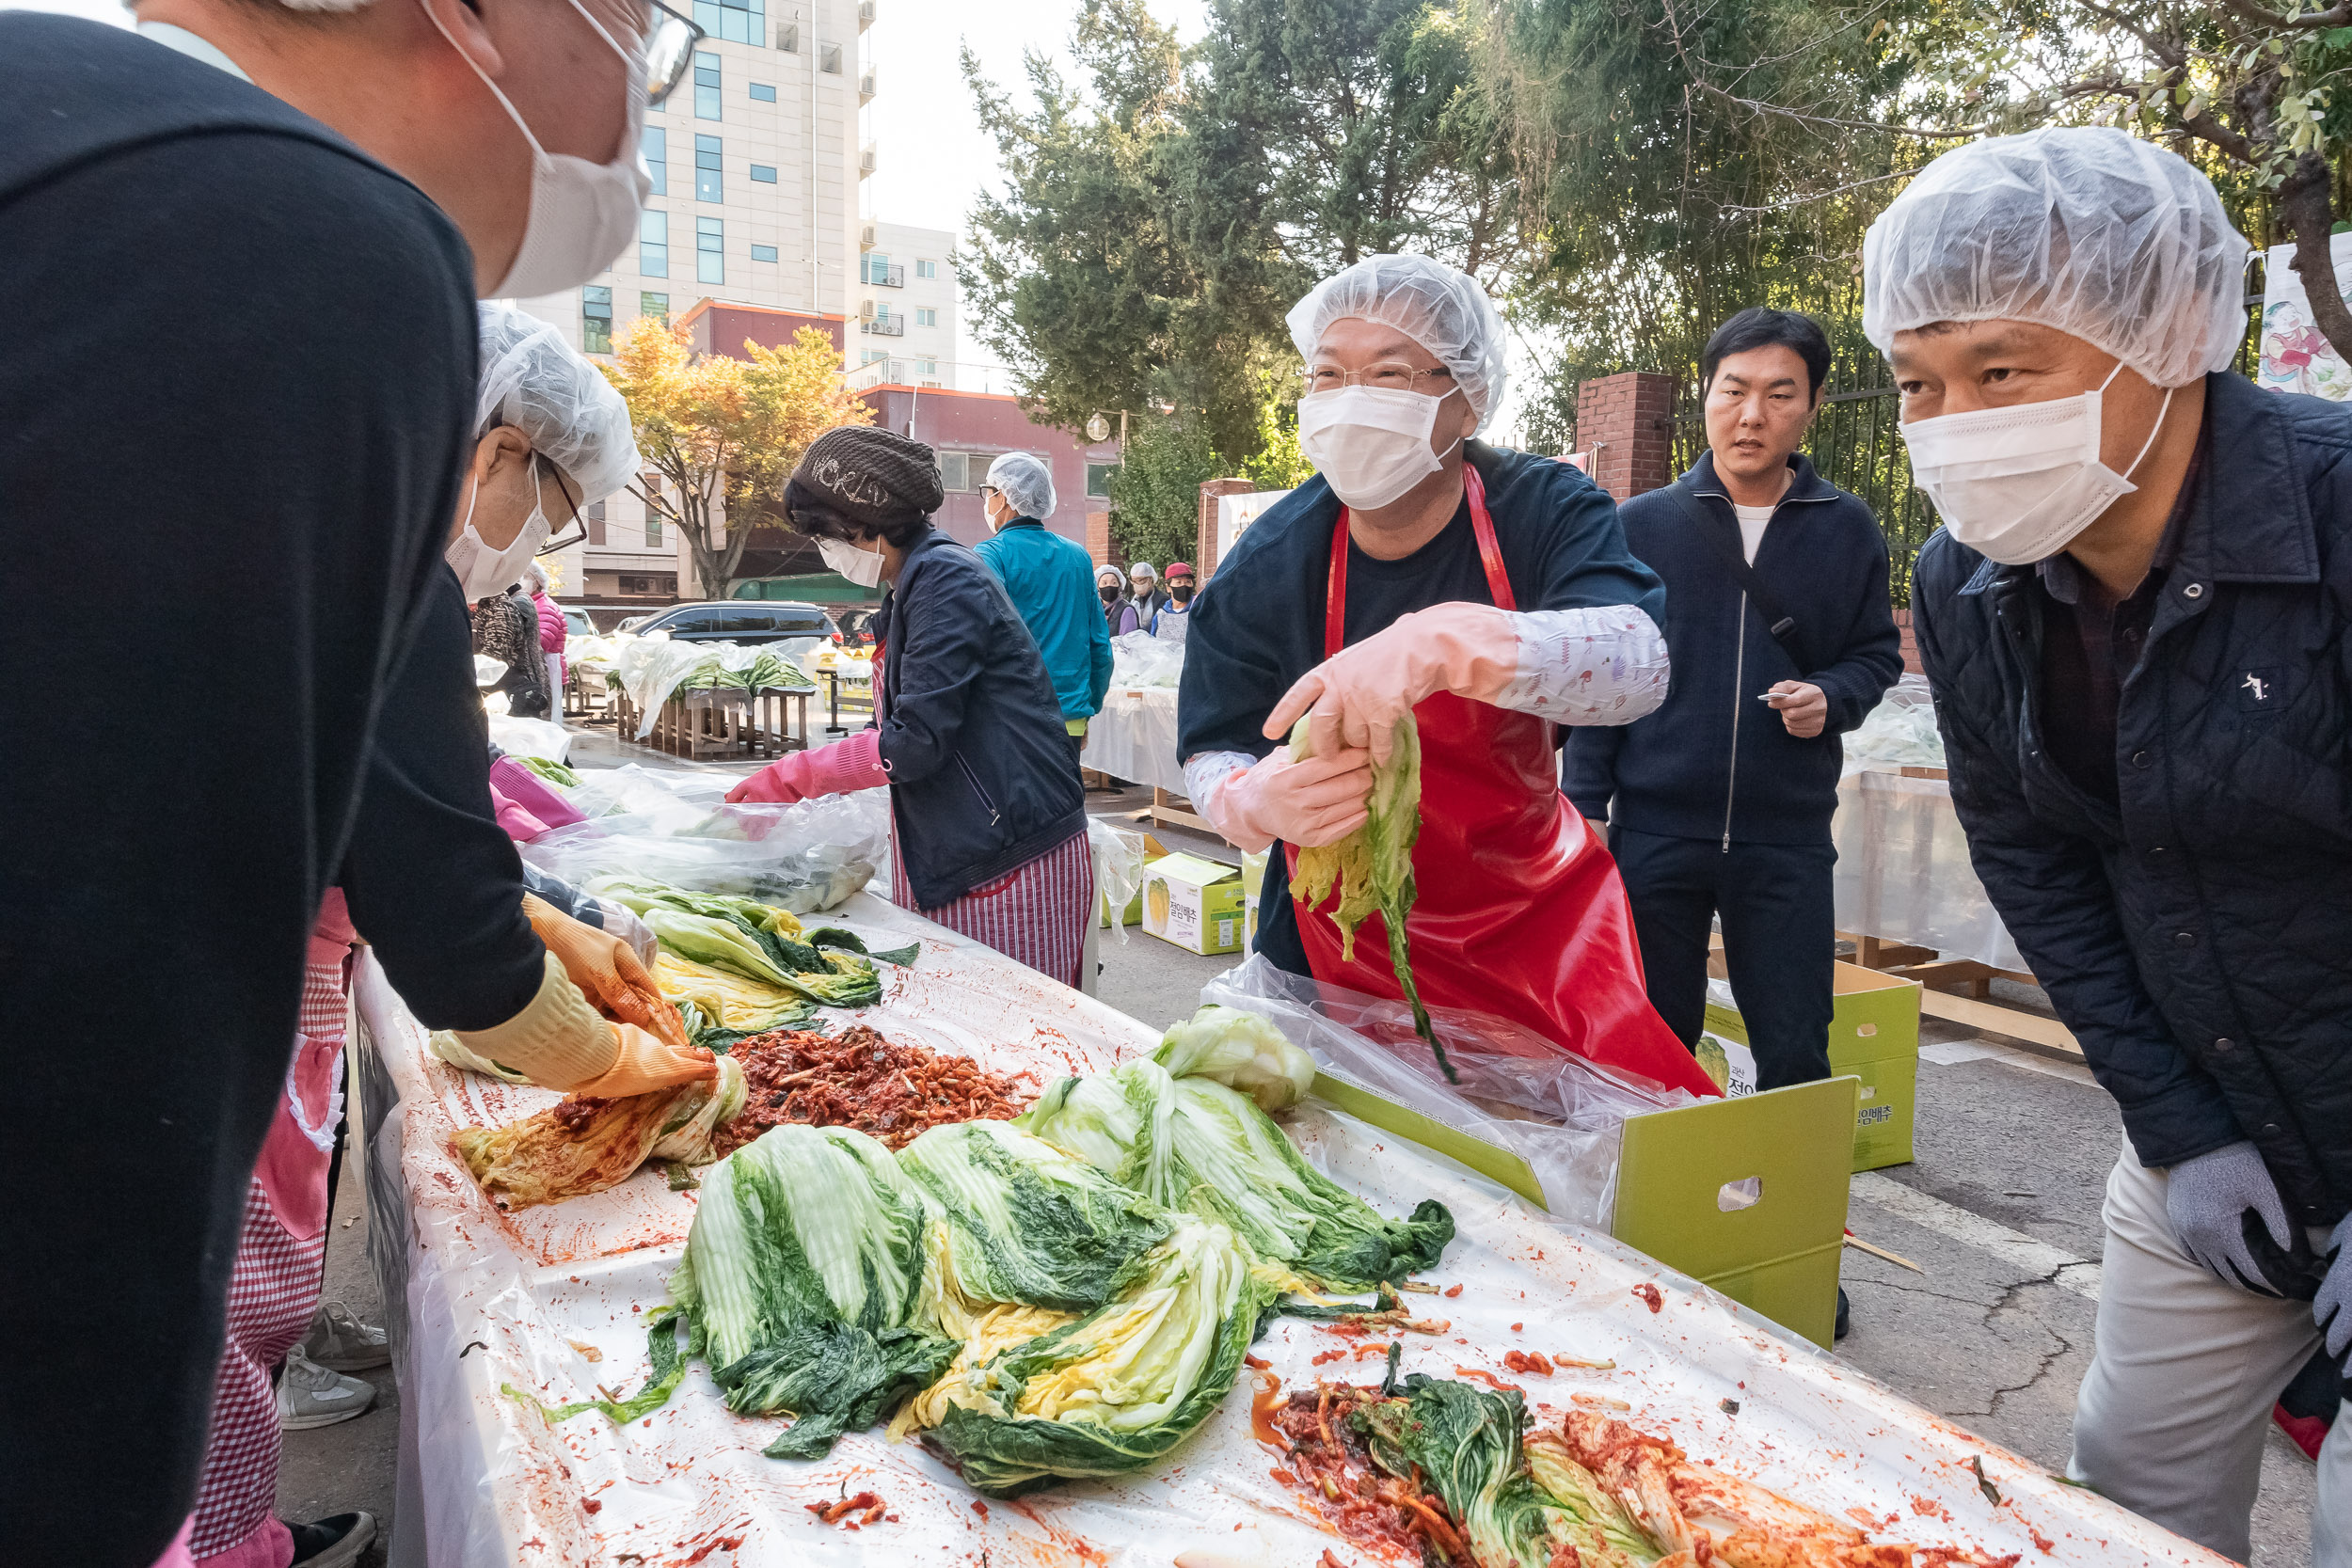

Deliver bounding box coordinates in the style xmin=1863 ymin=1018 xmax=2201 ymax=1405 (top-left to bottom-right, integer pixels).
xmin=1142 ymin=852 xmax=1248 ymax=955
xmin=1700 ymin=961 xmax=1922 ymax=1171
xmin=1310 ymin=1068 xmax=1860 ymax=1350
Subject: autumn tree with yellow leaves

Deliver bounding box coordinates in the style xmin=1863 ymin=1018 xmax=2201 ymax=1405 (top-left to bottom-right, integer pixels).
xmin=602 ymin=318 xmax=873 ymax=595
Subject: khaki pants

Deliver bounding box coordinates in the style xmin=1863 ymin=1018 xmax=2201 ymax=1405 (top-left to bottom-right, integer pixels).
xmin=2071 ymin=1140 xmax=2350 ymax=1562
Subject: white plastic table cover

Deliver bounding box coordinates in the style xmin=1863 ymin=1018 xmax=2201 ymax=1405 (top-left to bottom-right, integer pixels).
xmin=355 ymin=892 xmax=2211 ymax=1568
xmin=1084 ymin=685 xmax=1187 ymax=794
xmin=1833 ymin=768 xmax=2027 ymax=973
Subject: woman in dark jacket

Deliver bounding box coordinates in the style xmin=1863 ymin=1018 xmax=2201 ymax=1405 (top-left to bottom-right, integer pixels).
xmin=728 ymin=426 xmax=1093 ymax=986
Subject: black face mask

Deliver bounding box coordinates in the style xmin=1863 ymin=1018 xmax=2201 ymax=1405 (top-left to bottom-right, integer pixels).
xmin=1169 ymin=583 xmax=1195 ymax=603
xmin=1101 ymin=586 xmax=1121 ymax=604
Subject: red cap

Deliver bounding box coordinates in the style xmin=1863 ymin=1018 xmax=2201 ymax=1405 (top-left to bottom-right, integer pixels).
xmin=1166 ymin=562 xmax=1195 ymax=577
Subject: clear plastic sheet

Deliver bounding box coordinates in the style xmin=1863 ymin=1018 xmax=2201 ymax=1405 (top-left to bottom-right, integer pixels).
xmin=484 ymin=715 xmax=571 ymax=764
xmin=1833 ymin=769 xmax=2026 ymax=972
xmin=1201 ymin=954 xmax=1699 ymax=1227
xmin=357 ymin=920 xmax=2205 ymax=1568
xmin=1838 ymin=673 xmax=1945 ymax=776
xmin=1108 ymin=628 xmax=1184 ymax=688
xmin=522 ymin=786 xmax=891 ymax=912
xmin=1085 ymin=685 xmax=1186 ymax=793
xmin=1088 ymin=816 xmax=1147 ymax=944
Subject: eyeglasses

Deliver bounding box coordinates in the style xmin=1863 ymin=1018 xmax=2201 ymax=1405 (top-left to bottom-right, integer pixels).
xmin=1300 ymin=361 xmax=1454 ymax=395
xmin=533 ymin=452 xmax=588 ymax=556
xmin=642 ymin=0 xmax=705 ymax=107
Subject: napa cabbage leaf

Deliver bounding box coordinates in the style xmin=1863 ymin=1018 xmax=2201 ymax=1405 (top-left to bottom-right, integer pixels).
xmin=639 ymin=905 xmax=882 ymax=1007
xmin=1152 ymin=1005 xmax=1315 ymax=1112
xmin=1017 ymin=1059 xmax=1452 ymax=1292
xmin=670 ymin=1124 xmax=958 ymax=1458
xmin=895 ymin=1120 xmax=1171 ymax=1326
xmin=917 ymin=1217 xmax=1276 ymax=1496
xmin=1288 ymin=714 xmax=1451 ymax=1081
xmin=1356 ymin=1374 xmax=1571 ymax=1568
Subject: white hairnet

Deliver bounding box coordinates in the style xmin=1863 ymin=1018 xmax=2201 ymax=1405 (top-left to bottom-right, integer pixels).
xmin=1287 ymin=254 xmax=1508 ymax=430
xmin=1128 ymin=560 xmax=1157 ymax=579
xmin=985 ymin=451 xmax=1057 ymax=518
xmin=1863 ymin=128 xmax=2251 ymax=388
xmin=476 ymin=302 xmax=643 ymax=505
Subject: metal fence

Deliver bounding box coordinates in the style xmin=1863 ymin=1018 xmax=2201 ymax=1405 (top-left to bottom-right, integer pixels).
xmin=1662 ymin=277 xmax=2267 ymax=607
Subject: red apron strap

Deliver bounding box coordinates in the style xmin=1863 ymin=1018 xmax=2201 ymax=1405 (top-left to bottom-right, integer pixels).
xmin=1326 ymin=466 xmax=1516 ymax=661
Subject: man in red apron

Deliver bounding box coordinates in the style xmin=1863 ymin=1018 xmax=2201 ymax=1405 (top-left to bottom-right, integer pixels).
xmin=1178 ymin=254 xmax=1716 ymax=1098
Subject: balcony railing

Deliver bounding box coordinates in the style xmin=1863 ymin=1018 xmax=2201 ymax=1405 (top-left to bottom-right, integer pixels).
xmin=860 ymin=315 xmax=905 ymax=336
xmin=861 ymin=261 xmax=904 ymax=288
xmin=845 ymin=356 xmax=1023 ymax=394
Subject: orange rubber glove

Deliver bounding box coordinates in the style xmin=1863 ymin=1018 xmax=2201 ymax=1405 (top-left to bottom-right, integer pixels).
xmin=566 ymin=1022 xmax=720 ymax=1099
xmin=523 ymin=894 xmax=686 ymax=1047
xmin=1264 ymin=602 xmax=1518 ymax=766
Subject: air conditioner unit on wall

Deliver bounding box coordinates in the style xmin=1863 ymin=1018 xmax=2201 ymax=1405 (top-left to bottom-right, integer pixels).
xmin=860 ymin=223 xmax=876 ymax=248
xmin=857 ymin=0 xmax=875 ymax=27
xmin=858 ymin=299 xmax=876 ymax=321
xmin=859 ymin=146 xmax=878 ymax=175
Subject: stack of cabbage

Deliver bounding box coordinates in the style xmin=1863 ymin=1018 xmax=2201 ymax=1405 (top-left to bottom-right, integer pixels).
xmin=593 ymin=877 xmax=915 ymax=1045
xmin=607 ymin=1006 xmax=1453 ymax=1496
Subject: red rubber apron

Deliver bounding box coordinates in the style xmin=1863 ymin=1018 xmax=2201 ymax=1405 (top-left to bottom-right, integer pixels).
xmin=1286 ymin=467 xmax=1718 ymax=1098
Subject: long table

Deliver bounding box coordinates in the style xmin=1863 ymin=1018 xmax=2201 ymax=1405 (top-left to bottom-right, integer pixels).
xmin=355 ymin=890 xmax=2212 ymax=1568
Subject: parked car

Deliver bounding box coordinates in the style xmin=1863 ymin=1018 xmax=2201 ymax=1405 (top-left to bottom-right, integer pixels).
xmin=829 ymin=606 xmax=881 ymax=646
xmin=561 ymin=606 xmax=594 ymax=638
xmin=613 ymin=600 xmax=834 ymax=645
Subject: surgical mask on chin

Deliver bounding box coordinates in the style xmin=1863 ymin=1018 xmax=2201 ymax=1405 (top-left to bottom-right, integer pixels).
xmin=421 ymin=0 xmax=651 ymax=299
xmin=818 ymin=536 xmax=886 ymax=588
xmin=1899 ymin=363 xmax=2175 ymax=565
xmin=446 ymin=465 xmax=552 ymax=600
xmin=1298 ymin=385 xmax=1459 ymax=510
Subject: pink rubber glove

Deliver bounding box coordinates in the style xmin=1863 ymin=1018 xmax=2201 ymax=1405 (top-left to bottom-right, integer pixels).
xmin=1198 ymin=745 xmax=1375 ymax=852
xmin=1265 ymin=602 xmax=1518 ymax=766
xmin=726 ymin=727 xmax=889 ymax=804
xmin=488 ymin=781 xmax=553 ymax=842
xmin=489 ymin=755 xmax=586 ymax=833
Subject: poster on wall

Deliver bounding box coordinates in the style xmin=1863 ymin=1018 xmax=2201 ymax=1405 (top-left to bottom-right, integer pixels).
xmin=2260 ymin=236 xmax=2352 ymax=400
xmin=1213 ymin=489 xmax=1294 ymax=571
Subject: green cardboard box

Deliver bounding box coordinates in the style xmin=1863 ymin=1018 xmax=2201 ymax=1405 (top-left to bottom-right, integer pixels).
xmin=1100 ymin=832 xmax=1165 ymax=927
xmin=1702 ymin=961 xmax=1922 ymax=1171
xmin=1142 ymin=852 xmax=1248 ymax=955
xmin=1241 ymin=848 xmax=1268 ymax=951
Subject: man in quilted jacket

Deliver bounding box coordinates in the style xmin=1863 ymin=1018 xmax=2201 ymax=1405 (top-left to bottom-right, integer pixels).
xmin=1871 ymin=127 xmax=2352 ymax=1560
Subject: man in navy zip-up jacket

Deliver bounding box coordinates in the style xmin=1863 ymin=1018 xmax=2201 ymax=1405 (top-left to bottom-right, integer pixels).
xmin=1565 ymin=310 xmax=1901 ymax=1090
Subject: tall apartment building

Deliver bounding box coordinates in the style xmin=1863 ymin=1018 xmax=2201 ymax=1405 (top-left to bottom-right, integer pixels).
xmin=851 ymin=219 xmax=958 ymax=387
xmin=507 ymin=0 xmax=876 ymax=608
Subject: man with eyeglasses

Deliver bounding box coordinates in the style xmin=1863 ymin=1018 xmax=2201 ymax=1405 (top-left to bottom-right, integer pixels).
xmin=1 ymin=4 xmax=703 ymax=1563
xmin=1178 ymin=254 xmax=1716 ymax=1096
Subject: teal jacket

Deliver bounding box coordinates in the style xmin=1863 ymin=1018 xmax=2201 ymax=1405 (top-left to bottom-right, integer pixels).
xmin=975 ymin=517 xmax=1113 ymax=721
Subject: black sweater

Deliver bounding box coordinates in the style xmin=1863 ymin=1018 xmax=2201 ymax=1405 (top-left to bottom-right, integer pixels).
xmin=1564 ymin=451 xmax=1902 ymax=846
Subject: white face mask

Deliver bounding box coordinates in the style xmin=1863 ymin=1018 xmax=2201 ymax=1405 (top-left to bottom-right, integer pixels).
xmin=819 ymin=536 xmax=886 ymax=588
xmin=447 ymin=462 xmax=553 ymax=600
xmin=1297 ymin=386 xmax=1459 ymax=510
xmin=1899 ymin=363 xmax=2174 ymax=565
xmin=421 ymin=0 xmax=652 ymax=300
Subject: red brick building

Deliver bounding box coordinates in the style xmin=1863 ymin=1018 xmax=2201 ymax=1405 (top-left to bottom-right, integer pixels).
xmin=853 ymin=381 xmax=1121 ymax=549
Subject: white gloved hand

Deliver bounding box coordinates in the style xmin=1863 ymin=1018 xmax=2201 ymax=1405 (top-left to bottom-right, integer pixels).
xmin=2166 ymin=1140 xmax=2295 ymax=1293
xmin=1192 ymin=746 xmax=1374 ymax=853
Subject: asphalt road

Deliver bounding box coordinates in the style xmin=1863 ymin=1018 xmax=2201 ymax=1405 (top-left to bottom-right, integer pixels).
xmin=275 ymin=761 xmax=2325 ymax=1565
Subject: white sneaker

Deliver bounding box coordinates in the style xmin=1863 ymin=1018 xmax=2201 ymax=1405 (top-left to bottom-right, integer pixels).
xmin=278 ymin=1349 xmax=376 ymax=1431
xmin=301 ymin=1300 xmax=390 ymax=1372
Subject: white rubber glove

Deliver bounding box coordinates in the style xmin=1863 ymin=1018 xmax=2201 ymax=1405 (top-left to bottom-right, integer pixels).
xmin=1187 ymin=746 xmax=1374 ymax=853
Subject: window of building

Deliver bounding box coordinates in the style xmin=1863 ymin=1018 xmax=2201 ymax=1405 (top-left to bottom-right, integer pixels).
xmin=938 ymin=451 xmax=969 ymax=491
xmin=819 ymin=41 xmax=842 ymax=72
xmin=1087 ymin=462 xmax=1119 ymax=499
xmin=861 ymin=251 xmax=891 ymax=286
xmin=644 ymin=512 xmax=664 ymax=546
xmin=750 ymin=244 xmax=778 ymax=262
xmin=693 ymin=52 xmax=722 ymax=119
xmin=750 ymin=164 xmax=777 ymax=182
xmin=693 ymin=0 xmax=764 ymax=43
xmin=696 ymin=216 xmax=724 ymax=284
xmin=914 ymin=307 xmax=936 ymax=327
xmin=640 ymin=291 xmax=670 ymax=322
xmin=916 ymin=259 xmax=939 ymax=279
xmin=639 ymin=210 xmax=669 ymax=277
xmin=778 ymin=20 xmax=798 ymax=50
xmin=581 ymin=285 xmax=612 ymax=354
xmin=642 ymin=127 xmax=668 ymax=195
xmin=749 ymin=81 xmax=776 ymax=102
xmin=694 ymin=135 xmax=723 ymax=201
xmin=914 ymin=356 xmax=938 ymax=376
xmin=586 ymin=498 xmax=607 ymax=546
xmin=860 ymin=349 xmax=888 ymax=365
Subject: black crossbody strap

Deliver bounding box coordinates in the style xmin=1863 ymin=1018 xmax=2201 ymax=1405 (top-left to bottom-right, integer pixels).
xmin=1661 ymin=481 xmax=1815 ymax=674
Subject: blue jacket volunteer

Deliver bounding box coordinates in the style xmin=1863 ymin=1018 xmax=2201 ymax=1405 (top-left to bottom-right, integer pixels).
xmin=975 ymin=450 xmax=1112 ymax=740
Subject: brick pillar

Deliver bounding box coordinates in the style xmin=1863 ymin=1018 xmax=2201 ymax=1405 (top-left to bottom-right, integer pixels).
xmin=1892 ymin=607 xmax=1922 ymax=675
xmin=1197 ymin=478 xmax=1252 ymax=578
xmin=1573 ymin=372 xmax=1680 ymax=499
xmin=1086 ymin=508 xmax=1114 ymax=566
